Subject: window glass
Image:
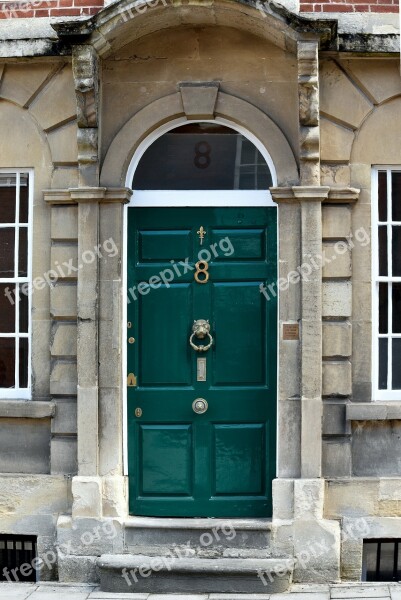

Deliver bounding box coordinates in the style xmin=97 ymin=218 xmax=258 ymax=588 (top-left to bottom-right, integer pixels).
xmin=0 ymin=338 xmax=15 ymax=388
xmin=133 ymin=123 xmax=273 ymax=191
xmin=392 ymin=172 xmax=401 ymax=221
xmin=0 ymin=229 xmax=15 ymax=277
xmin=0 ymin=172 xmax=30 ymax=394
xmin=375 ymin=168 xmax=401 ymax=397
xmin=378 ymin=171 xmax=387 ymax=222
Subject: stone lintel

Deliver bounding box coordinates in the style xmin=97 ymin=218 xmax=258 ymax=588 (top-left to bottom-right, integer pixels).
xmin=0 ymin=400 xmax=55 ymax=419
xmin=271 ymin=186 xmax=359 ymax=204
xmin=346 ymin=402 xmax=401 ymax=421
xmin=44 ymin=187 xmax=132 ymax=205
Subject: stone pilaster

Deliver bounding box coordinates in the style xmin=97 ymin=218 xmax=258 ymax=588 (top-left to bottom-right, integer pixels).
xmin=44 ymin=187 xmax=131 ymax=517
xmin=272 ymin=186 xmax=329 ymax=478
xmin=72 ymin=46 xmax=100 ymax=187
xmin=298 ymin=41 xmax=320 ymax=186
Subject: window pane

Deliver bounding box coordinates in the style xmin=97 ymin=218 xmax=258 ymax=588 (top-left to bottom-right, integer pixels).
xmin=392 ymin=339 xmax=401 ymax=389
xmin=241 ymin=139 xmax=257 ymax=164
xmin=393 ymin=283 xmax=401 ymax=334
xmin=256 ymin=164 xmax=272 ymax=189
xmin=0 ymin=183 xmax=16 ymax=223
xmin=133 ymin=124 xmax=273 ymax=191
xmin=0 ymin=284 xmax=15 ymax=333
xmin=378 ymin=171 xmax=387 ymax=222
xmin=18 ymin=228 xmax=27 ymax=277
xmin=392 ymin=172 xmax=401 ymax=222
xmin=0 ymin=338 xmax=15 ymax=388
xmin=379 ymin=283 xmax=388 ymax=334
xmin=397 ymin=542 xmax=401 ymax=579
xmin=19 ymin=288 xmax=28 ymax=333
xmin=19 ymin=338 xmax=28 ymax=388
xmin=379 ymin=338 xmax=388 ymax=389
xmin=0 ymin=228 xmax=15 ymax=277
xmin=238 ymin=166 xmax=256 ymax=190
xmin=379 ymin=542 xmax=395 ymax=580
xmin=379 ymin=226 xmax=387 ymax=276
xmin=392 ymin=226 xmax=401 ymax=276
xmin=363 ymin=542 xmax=378 ymax=581
xmin=19 ymin=176 xmax=29 ymax=224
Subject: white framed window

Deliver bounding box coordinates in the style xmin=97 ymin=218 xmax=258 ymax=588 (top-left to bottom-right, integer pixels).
xmin=372 ymin=167 xmax=401 ymax=400
xmin=0 ymin=170 xmax=32 ymax=399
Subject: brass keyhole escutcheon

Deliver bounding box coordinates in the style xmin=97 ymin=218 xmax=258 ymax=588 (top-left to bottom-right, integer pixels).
xmin=135 ymin=408 xmax=142 ymax=418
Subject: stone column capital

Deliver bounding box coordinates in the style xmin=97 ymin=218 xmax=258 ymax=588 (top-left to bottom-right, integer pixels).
xmin=44 ymin=187 xmax=132 ymax=205
xmin=270 ymin=186 xmax=359 ymax=204
xmin=270 ymin=186 xmax=329 ymax=203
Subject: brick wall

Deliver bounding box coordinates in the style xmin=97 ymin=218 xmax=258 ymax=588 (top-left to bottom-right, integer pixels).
xmin=300 ymin=0 xmax=399 ymax=11
xmin=0 ymin=0 xmax=103 ymax=18
xmin=0 ymin=0 xmax=398 ymax=19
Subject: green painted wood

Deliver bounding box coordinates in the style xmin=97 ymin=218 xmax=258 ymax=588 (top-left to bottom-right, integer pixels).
xmin=127 ymin=207 xmax=277 ymax=517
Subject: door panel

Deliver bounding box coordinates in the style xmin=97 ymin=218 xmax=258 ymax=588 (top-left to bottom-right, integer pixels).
xmin=128 ymin=207 xmax=277 ymax=517
xmin=139 ymin=424 xmax=193 ymax=496
xmin=211 ymin=229 xmax=265 ymax=260
xmin=138 ymin=230 xmax=191 ymax=261
xmin=212 ymin=282 xmax=265 ymax=386
xmin=138 ymin=284 xmax=192 ymax=386
xmin=213 ymin=424 xmax=265 ymax=495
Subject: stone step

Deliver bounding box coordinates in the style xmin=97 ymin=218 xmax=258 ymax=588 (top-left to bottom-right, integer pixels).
xmin=97 ymin=554 xmax=293 ymax=594
xmin=123 ymin=517 xmax=272 ymax=554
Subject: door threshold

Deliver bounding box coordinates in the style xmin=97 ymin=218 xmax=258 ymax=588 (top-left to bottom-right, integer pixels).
xmin=124 ymin=516 xmax=272 ymax=529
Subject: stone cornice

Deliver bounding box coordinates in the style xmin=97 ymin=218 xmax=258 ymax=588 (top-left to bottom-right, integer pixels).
xmin=44 ymin=187 xmax=132 ymax=204
xmin=270 ymin=186 xmax=360 ymax=204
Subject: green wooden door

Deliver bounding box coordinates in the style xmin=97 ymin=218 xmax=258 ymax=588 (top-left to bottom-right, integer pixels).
xmin=127 ymin=207 xmax=277 ymax=517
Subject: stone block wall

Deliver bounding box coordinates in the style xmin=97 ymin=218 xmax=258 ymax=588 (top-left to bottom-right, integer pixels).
xmin=0 ymin=61 xmax=79 ymax=478
xmin=319 ymin=56 xmax=401 ymax=478
xmin=49 ymin=205 xmax=78 ymax=476
xmin=322 ymin=205 xmax=353 ymax=478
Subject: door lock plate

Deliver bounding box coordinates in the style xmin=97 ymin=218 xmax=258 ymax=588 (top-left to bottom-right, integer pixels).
xmin=197 ymin=357 xmax=207 ymax=381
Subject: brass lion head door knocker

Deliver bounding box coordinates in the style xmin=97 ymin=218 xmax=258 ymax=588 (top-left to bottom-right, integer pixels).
xmin=189 ymin=319 xmax=214 ymax=352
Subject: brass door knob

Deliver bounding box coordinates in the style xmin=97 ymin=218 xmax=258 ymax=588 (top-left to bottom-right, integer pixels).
xmin=192 ymin=398 xmax=208 ymax=414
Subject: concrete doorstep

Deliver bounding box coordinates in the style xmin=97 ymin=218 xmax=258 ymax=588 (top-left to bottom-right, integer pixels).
xmin=0 ymin=582 xmax=401 ymax=600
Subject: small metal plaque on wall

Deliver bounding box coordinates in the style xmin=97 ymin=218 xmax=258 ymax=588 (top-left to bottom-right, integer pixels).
xmin=282 ymin=323 xmax=300 ymax=341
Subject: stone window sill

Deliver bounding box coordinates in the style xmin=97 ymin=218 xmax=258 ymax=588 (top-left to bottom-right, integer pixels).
xmin=0 ymin=400 xmax=55 ymax=419
xmin=346 ymin=402 xmax=401 ymax=421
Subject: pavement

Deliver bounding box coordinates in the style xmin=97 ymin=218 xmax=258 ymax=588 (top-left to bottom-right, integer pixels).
xmin=0 ymin=583 xmax=401 ymax=600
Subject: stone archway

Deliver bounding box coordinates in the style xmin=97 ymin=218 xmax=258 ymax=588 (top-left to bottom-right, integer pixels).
xmin=100 ymin=86 xmax=298 ymax=188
